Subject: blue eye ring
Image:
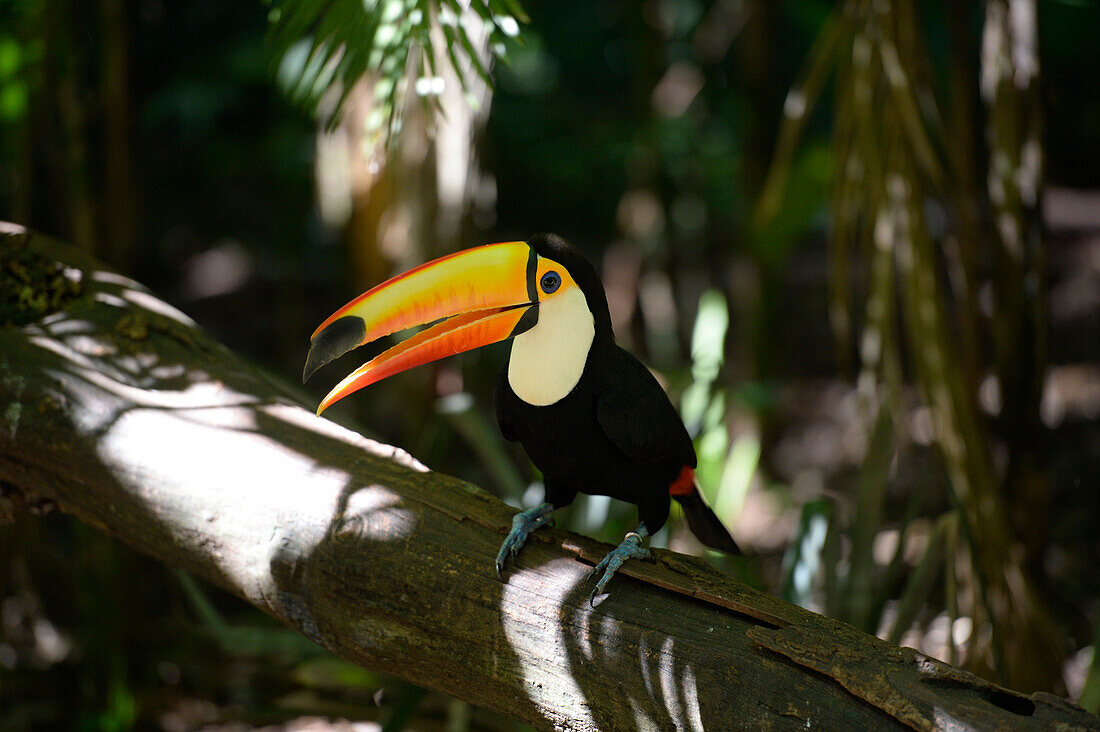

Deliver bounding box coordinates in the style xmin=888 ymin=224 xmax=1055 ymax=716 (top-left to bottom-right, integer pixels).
xmin=540 ymin=271 xmax=561 ymax=294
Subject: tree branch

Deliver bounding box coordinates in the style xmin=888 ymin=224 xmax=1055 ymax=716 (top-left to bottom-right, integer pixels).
xmin=0 ymin=225 xmax=1093 ymax=731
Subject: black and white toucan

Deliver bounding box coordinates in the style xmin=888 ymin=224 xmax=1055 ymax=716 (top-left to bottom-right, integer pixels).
xmin=304 ymin=233 xmax=740 ymax=602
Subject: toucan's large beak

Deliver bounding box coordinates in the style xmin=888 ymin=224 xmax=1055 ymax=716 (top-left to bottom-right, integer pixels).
xmin=304 ymin=241 xmax=537 ymax=415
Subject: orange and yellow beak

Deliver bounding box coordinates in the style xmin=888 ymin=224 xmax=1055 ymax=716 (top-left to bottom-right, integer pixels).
xmin=303 ymin=241 xmax=538 ymax=415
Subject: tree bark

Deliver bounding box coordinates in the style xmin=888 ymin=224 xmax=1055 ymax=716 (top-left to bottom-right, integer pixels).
xmin=1 ymin=225 xmax=1095 ymax=731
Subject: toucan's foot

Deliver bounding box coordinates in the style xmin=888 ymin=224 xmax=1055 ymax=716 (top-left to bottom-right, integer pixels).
xmin=589 ymin=524 xmax=651 ymax=605
xmin=496 ymin=502 xmax=556 ymax=579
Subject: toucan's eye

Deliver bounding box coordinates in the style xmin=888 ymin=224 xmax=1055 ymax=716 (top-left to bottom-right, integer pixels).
xmin=540 ymin=271 xmax=561 ymax=294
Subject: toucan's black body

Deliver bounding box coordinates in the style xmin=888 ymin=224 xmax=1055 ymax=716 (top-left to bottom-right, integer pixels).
xmin=496 ymin=345 xmax=682 ymax=532
xmin=495 ymin=235 xmax=738 ymax=553
xmin=305 ymin=232 xmax=738 ymax=599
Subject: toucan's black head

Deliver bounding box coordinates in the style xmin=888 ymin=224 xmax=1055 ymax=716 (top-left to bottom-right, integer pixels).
xmin=527 ymin=233 xmax=614 ymax=342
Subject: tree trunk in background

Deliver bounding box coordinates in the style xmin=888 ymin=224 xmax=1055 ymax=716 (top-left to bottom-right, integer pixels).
xmin=944 ymin=0 xmax=984 ymax=393
xmin=99 ymin=0 xmax=137 ymax=270
xmin=736 ymin=0 xmax=776 ymax=208
xmin=982 ymin=0 xmax=1049 ymax=588
xmin=25 ymin=0 xmax=138 ymax=270
xmin=46 ymin=0 xmax=97 ymax=253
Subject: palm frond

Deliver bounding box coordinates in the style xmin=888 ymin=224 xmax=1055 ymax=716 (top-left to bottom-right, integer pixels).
xmin=267 ymin=0 xmax=525 ymax=137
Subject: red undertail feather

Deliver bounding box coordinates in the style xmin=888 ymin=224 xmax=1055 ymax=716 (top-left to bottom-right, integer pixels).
xmin=672 ymin=469 xmax=742 ymax=554
xmin=669 ymin=465 xmax=695 ymax=496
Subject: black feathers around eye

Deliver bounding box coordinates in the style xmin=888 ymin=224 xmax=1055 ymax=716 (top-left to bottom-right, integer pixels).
xmin=540 ymin=271 xmax=561 ymax=294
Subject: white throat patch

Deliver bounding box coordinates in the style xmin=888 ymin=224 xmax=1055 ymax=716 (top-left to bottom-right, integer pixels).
xmin=508 ymin=287 xmax=595 ymax=406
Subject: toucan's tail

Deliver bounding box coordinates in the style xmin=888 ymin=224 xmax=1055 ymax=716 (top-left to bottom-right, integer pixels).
xmin=675 ymin=489 xmax=741 ymax=555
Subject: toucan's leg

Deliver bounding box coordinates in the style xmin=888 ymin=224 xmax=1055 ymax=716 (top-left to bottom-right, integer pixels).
xmin=496 ymin=502 xmax=556 ymax=578
xmin=589 ymin=524 xmax=652 ymax=604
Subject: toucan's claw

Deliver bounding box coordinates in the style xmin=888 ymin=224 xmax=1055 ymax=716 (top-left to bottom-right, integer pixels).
xmin=495 ymin=502 xmax=556 ymax=579
xmin=589 ymin=524 xmax=652 ymax=606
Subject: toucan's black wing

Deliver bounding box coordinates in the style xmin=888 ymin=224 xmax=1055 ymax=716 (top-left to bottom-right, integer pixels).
xmin=493 ymin=372 xmax=519 ymax=443
xmin=595 ymin=350 xmax=696 ymax=470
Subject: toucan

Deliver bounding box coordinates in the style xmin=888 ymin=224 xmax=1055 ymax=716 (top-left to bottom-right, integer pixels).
xmin=303 ymin=234 xmax=740 ymax=602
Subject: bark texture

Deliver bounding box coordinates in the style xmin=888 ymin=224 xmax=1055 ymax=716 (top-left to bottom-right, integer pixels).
xmin=1 ymin=225 xmax=1095 ymax=731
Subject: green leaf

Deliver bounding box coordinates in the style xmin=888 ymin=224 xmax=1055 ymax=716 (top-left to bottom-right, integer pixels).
xmin=267 ymin=0 xmax=525 ymax=137
xmin=783 ymin=499 xmax=832 ymax=608
xmin=494 ymin=0 xmax=529 ymax=24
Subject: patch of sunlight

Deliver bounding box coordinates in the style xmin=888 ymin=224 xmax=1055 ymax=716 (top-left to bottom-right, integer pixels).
xmin=90 ymin=270 xmax=142 ymax=288
xmin=40 ymin=316 xmax=97 ymax=335
xmin=149 ymin=363 xmax=188 ymax=381
xmin=651 ymin=641 xmax=707 ymax=731
xmin=500 ymin=558 xmax=596 ymax=729
xmin=628 ymin=696 xmax=659 ymax=731
xmin=681 ymin=663 xmax=706 ymax=732
xmin=332 ymin=486 xmax=415 ymax=542
xmin=657 ymin=636 xmax=686 ymax=724
xmin=93 ymin=291 xmax=129 ymax=309
xmin=933 ymin=705 xmax=965 ymax=730
xmin=272 ymin=403 xmax=427 ymax=473
xmin=638 ymin=634 xmax=656 ymax=698
xmin=598 ymin=615 xmax=622 ymax=658
xmin=575 ymin=592 xmax=594 ymax=660
xmin=120 ymin=288 xmax=198 ymax=327
xmin=93 ymin=390 xmax=419 ymax=608
xmin=32 ymin=320 xmax=119 ymax=364
xmin=40 ymin=360 xmax=247 ymax=420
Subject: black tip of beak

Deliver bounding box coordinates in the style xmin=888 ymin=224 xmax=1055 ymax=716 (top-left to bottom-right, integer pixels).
xmin=302 ymin=315 xmax=367 ymax=383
